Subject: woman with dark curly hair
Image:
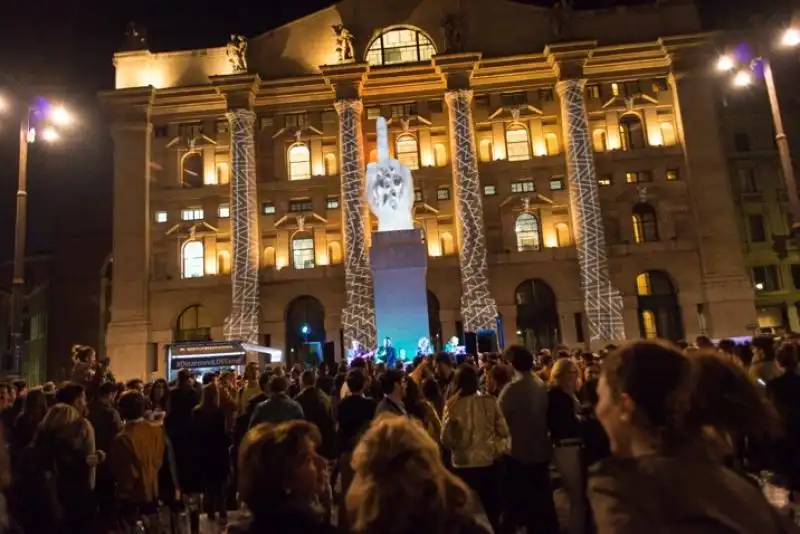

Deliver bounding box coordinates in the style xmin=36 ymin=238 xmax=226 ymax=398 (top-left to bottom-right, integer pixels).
xmin=590 ymin=341 xmax=787 ymax=533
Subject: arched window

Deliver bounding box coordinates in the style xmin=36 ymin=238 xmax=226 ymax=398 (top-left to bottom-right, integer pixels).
xmin=592 ymin=129 xmax=607 ymax=152
xmin=182 ymin=152 xmax=204 ymax=188
xmin=440 ymin=232 xmax=455 ymax=256
xmin=506 ymin=125 xmax=531 ymax=162
xmin=635 ymin=271 xmax=683 ymax=340
xmin=263 ymin=246 xmax=276 ymax=267
xmin=328 ymin=241 xmax=342 ymax=264
xmin=182 ymin=240 xmax=205 ymax=278
xmin=365 ymin=27 xmax=437 ymax=66
xmin=396 ymin=134 xmax=420 ymax=170
xmin=555 ymin=223 xmax=571 ymax=247
xmin=544 ymin=133 xmax=559 ymax=156
xmin=479 ymin=139 xmax=493 ymax=162
xmin=619 ymin=114 xmax=646 ymax=151
xmin=175 ymin=304 xmax=212 ymax=342
xmin=434 ymin=144 xmax=447 ymax=167
xmin=515 ymin=213 xmax=541 ymax=251
xmin=288 ymin=143 xmax=311 ymax=181
xmin=292 ymin=235 xmax=315 ymax=269
xmin=217 ymin=250 xmax=231 ymax=275
xmin=323 ymin=153 xmax=337 ymax=176
xmin=632 ymin=202 xmax=659 ymax=243
xmin=368 ymin=148 xmax=378 ymax=163
xmin=659 ymin=122 xmax=676 ymax=147
xmin=216 ymin=162 xmax=230 ymax=185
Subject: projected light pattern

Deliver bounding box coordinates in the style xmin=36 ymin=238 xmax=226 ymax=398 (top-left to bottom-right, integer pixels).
xmin=445 ymin=89 xmax=498 ymax=332
xmin=556 ymin=79 xmax=625 ymax=342
xmin=335 ymin=99 xmax=378 ymax=350
xmin=223 ymin=109 xmax=261 ymax=344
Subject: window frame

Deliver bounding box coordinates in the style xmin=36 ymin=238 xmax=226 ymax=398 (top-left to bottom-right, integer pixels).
xmin=262 ymin=203 xmax=276 ymax=215
xmin=511 ymin=180 xmax=535 ymax=194
xmin=505 ymin=124 xmax=532 ymax=162
xmin=292 ymin=236 xmax=316 ymax=270
xmin=181 ymin=208 xmax=204 ymax=221
xmin=515 ymin=212 xmax=542 ymax=252
xmin=395 ymin=133 xmax=420 ymax=170
xmin=154 ymin=211 xmax=168 ymax=223
xmin=436 ymin=187 xmax=451 ymax=201
xmin=218 ymin=204 xmax=230 ymax=219
xmin=288 ymin=142 xmax=312 ymax=181
xmin=182 ymin=240 xmax=205 ymax=279
xmin=365 ymin=27 xmax=437 ymax=66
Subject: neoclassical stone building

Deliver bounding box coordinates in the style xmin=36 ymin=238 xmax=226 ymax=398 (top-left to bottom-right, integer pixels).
xmin=102 ymin=0 xmax=757 ymax=379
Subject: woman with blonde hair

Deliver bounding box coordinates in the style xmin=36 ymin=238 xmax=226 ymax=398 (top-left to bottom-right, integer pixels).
xmin=547 ymin=357 xmax=587 ymax=534
xmin=348 ymin=415 xmax=492 ymax=534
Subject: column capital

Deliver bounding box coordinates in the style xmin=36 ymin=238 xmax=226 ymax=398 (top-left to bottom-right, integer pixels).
xmin=210 ymin=73 xmax=261 ymax=110
xmin=334 ymin=98 xmax=364 ymax=117
xmin=545 ymin=41 xmax=596 ymax=80
xmin=555 ymin=78 xmax=588 ymax=96
xmin=321 ymin=63 xmax=369 ymax=100
xmin=99 ymin=86 xmax=155 ymax=124
xmin=434 ymin=52 xmax=481 ymax=90
xmin=659 ymin=34 xmax=715 ymax=79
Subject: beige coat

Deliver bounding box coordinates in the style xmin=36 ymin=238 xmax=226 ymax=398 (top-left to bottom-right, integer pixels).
xmin=441 ymin=394 xmax=510 ymax=468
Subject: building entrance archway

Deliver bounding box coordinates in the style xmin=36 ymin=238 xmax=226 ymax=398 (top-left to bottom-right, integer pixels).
xmin=515 ymin=279 xmax=560 ymax=352
xmin=285 ymin=296 xmax=326 ymax=365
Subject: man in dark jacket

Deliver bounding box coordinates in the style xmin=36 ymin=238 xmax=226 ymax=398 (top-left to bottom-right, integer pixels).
xmin=295 ymin=371 xmax=336 ymax=460
xmin=88 ymin=381 xmax=124 ymax=524
xmin=250 ymin=376 xmax=304 ymax=428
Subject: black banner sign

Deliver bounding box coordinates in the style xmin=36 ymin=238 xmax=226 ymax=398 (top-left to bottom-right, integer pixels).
xmin=170 ymin=355 xmax=244 ymax=370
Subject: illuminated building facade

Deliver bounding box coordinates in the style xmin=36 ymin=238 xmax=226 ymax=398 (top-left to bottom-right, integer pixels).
xmin=102 ymin=0 xmax=757 ymax=379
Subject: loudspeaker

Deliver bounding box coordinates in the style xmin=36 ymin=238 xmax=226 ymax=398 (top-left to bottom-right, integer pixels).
xmin=477 ymin=330 xmax=498 ymax=353
xmin=464 ymin=332 xmax=478 ymax=356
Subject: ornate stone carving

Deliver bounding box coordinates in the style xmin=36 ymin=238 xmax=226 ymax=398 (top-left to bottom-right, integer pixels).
xmin=442 ymin=13 xmax=465 ymax=53
xmin=366 ymin=118 xmax=415 ymax=233
xmin=551 ymin=0 xmax=575 ymax=39
xmin=121 ymin=22 xmax=148 ymax=51
xmin=227 ymin=35 xmax=248 ymax=73
xmin=333 ymin=25 xmax=355 ymax=63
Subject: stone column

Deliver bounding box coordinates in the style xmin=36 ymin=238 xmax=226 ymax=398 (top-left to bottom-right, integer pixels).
xmin=445 ymin=89 xmax=498 ymax=332
xmin=556 ymin=79 xmax=625 ymax=343
xmin=335 ymin=99 xmax=377 ymax=350
xmin=223 ymin=109 xmax=261 ymax=345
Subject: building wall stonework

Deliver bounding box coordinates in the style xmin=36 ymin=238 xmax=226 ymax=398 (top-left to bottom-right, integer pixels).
xmin=101 ymin=0 xmax=758 ymax=378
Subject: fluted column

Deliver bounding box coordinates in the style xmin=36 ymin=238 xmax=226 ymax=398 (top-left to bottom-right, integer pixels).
xmin=223 ymin=109 xmax=261 ymax=344
xmin=556 ymin=79 xmax=625 ymax=342
xmin=445 ymin=89 xmax=497 ymax=332
xmin=335 ymin=99 xmax=377 ymax=350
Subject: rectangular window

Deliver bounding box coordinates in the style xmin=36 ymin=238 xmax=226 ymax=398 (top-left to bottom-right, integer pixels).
xmin=549 ymin=177 xmax=565 ymax=191
xmin=511 ymin=181 xmax=535 ymax=193
xmin=734 ymin=132 xmax=750 ymax=152
xmin=483 ymin=185 xmax=497 ymax=196
xmin=367 ymin=107 xmax=382 ymax=120
xmin=218 ymin=204 xmax=230 ymax=218
xmin=390 ymin=103 xmax=417 ymax=118
xmin=262 ymin=203 xmax=276 ymax=215
xmin=587 ymin=84 xmax=601 ymax=99
xmin=181 ymin=208 xmax=204 ymax=221
xmin=326 ymin=197 xmax=340 ymax=210
xmin=501 ymin=92 xmax=527 ymax=107
xmin=429 ymin=100 xmax=444 ymax=113
xmin=293 ymin=238 xmax=315 ymax=270
xmin=437 ymin=187 xmax=450 ymax=201
xmin=154 ymin=211 xmax=168 ymax=223
xmin=538 ymin=88 xmax=554 ymax=102
xmin=179 ymin=123 xmax=203 ymax=139
xmin=626 ymin=171 xmax=652 ymax=184
xmin=611 ymin=83 xmax=620 ymax=97
xmin=752 ymin=265 xmax=781 ymax=292
xmin=285 ymin=113 xmax=308 ymax=128
xmin=666 ymin=169 xmax=680 ymax=181
xmin=739 ymin=168 xmax=758 ymax=193
xmin=288 ymin=199 xmax=314 ymax=213
xmin=598 ymin=175 xmax=613 ymax=187
xmin=414 ymin=189 xmax=423 ymax=203
xmin=747 ymin=214 xmax=767 ymax=243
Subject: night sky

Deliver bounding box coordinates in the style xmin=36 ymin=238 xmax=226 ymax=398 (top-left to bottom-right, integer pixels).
xmin=0 ymin=0 xmax=792 ymax=263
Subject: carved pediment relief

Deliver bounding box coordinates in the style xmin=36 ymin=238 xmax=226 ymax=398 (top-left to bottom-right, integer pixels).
xmin=273 ymin=212 xmax=327 ymax=229
xmin=601 ymin=93 xmax=658 ymax=111
xmin=489 ymin=104 xmax=544 ymax=121
xmin=500 ymin=193 xmax=555 ymax=210
xmin=164 ymin=221 xmax=220 ymax=239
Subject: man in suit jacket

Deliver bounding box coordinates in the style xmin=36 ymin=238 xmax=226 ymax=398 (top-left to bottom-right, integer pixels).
xmin=374 ymin=369 xmax=407 ymax=417
xmin=249 ymin=375 xmax=304 ymax=428
xmin=295 ymin=370 xmax=336 ymax=459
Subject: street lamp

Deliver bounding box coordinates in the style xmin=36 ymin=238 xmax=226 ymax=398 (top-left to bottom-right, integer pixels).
xmin=717 ymin=27 xmax=800 ymax=247
xmin=1 ymin=97 xmax=73 ymax=376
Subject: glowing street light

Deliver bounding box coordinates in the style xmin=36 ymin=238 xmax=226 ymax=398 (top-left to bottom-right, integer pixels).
xmin=716 ymin=55 xmax=735 ymax=72
xmin=732 ymin=69 xmax=753 ymax=87
xmin=40 ymin=126 xmax=59 ymax=142
xmin=781 ymin=28 xmax=800 ymax=47
xmin=49 ymin=105 xmax=72 ymax=127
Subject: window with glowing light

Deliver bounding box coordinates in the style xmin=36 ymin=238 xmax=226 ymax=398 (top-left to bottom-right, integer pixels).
xmin=218 ymin=204 xmax=230 ymax=218
xmin=288 ymin=143 xmax=311 ymax=180
xmin=619 ymin=114 xmax=646 ymax=151
xmin=396 ymin=134 xmax=420 ymax=170
xmin=292 ymin=237 xmax=315 ymax=269
xmin=515 ymin=213 xmax=542 ymax=252
xmin=506 ymin=125 xmax=531 ymax=161
xmin=181 ymin=208 xmax=204 ymax=221
xmin=752 ymin=265 xmax=781 ymax=292
xmin=182 ymin=152 xmax=204 ymax=188
xmin=366 ymin=27 xmax=436 ymax=66
xmin=182 ymin=241 xmax=205 ymax=279
xmin=154 ymin=211 xmax=168 ymax=223
xmin=632 ymin=203 xmax=659 ymax=244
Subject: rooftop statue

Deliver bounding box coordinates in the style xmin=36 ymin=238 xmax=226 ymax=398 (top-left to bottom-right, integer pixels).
xmin=366 ymin=117 xmax=415 ymax=233
xmin=227 ymin=34 xmax=248 ymax=73
xmin=333 ymin=25 xmax=355 ymax=63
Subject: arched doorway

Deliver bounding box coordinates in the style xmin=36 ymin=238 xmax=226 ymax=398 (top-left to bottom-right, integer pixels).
xmin=515 ymin=279 xmax=560 ymax=352
xmin=285 ymin=296 xmax=326 ymax=365
xmin=428 ymin=290 xmax=442 ymax=351
xmin=635 ymin=271 xmax=683 ymax=340
xmin=175 ymin=304 xmax=212 ymax=342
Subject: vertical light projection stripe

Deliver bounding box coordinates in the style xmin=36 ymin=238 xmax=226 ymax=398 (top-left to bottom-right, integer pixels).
xmin=556 ymin=79 xmax=625 ymax=342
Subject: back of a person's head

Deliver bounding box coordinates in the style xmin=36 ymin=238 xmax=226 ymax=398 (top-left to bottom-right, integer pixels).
xmin=269 ymin=375 xmax=288 ymax=395
xmin=454 ymin=364 xmax=479 ymax=396
xmin=504 ymin=345 xmax=534 ymax=373
xmin=752 ymin=335 xmax=776 ymax=360
xmin=491 ymin=363 xmax=513 ymax=389
xmin=54 ymin=382 xmax=85 ymax=406
xmin=350 ymin=357 xmax=366 ymax=370
xmin=176 ymin=368 xmax=192 ymax=386
xmin=346 ymin=369 xmax=366 ymax=394
xmin=549 ymin=358 xmax=577 ymax=388
xmin=717 ymin=338 xmax=735 ymax=355
xmin=434 ymin=352 xmax=454 ymax=367
xmin=22 ymin=388 xmax=47 ymax=416
xmin=118 ymin=390 xmax=146 ymax=421
xmin=347 ymin=416 xmax=471 ymax=534
xmin=695 ymin=335 xmax=714 ymax=349
xmin=97 ymin=381 xmax=119 ymax=399
xmin=41 ymin=403 xmax=82 ymax=437
xmin=776 ymin=342 xmax=800 ymax=371
xmin=239 ymin=421 xmax=321 ymax=517
xmin=71 ymin=344 xmax=95 ymax=363
xmin=421 ymin=377 xmax=441 ymax=402
xmin=300 ymin=370 xmax=315 ymax=388
xmin=200 ymin=383 xmax=220 ymax=410
xmin=258 ymin=370 xmax=271 ymax=392
xmin=380 ymin=370 xmax=404 ymax=396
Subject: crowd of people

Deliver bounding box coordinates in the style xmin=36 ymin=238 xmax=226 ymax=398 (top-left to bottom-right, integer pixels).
xmin=0 ymin=336 xmax=796 ymax=533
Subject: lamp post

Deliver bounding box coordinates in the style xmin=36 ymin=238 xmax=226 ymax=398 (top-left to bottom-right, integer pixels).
xmin=717 ymin=27 xmax=800 ymax=248
xmin=2 ymin=97 xmax=72 ymax=375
